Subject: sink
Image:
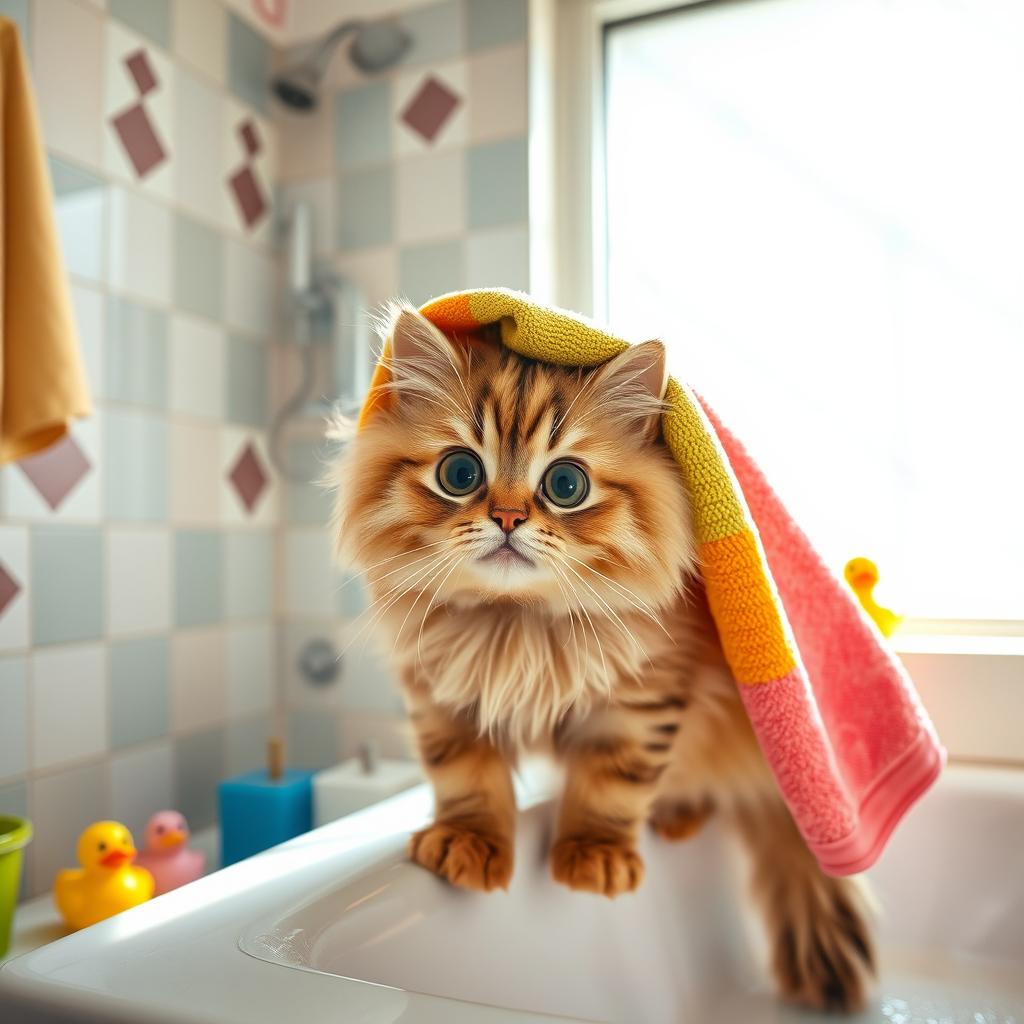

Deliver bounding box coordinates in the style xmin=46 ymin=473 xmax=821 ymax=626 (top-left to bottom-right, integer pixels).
xmin=3 ymin=767 xmax=1023 ymax=1023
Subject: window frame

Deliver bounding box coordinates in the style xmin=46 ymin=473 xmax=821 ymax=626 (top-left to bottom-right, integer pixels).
xmin=529 ymin=0 xmax=1024 ymax=763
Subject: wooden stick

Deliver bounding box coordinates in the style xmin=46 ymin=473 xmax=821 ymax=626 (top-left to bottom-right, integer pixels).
xmin=267 ymin=737 xmax=284 ymax=781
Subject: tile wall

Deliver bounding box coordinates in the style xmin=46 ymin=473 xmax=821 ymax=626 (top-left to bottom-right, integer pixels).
xmin=0 ymin=0 xmax=280 ymax=898
xmin=0 ymin=0 xmax=531 ymax=899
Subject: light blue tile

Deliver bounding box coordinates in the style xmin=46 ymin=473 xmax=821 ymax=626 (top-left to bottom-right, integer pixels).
xmin=30 ymin=526 xmax=104 ymax=645
xmin=398 ymin=0 xmax=463 ymax=66
xmin=287 ymin=709 xmax=338 ymax=771
xmin=0 ymin=657 xmax=28 ymax=780
xmin=109 ymin=0 xmax=170 ymax=48
xmin=399 ymin=238 xmax=464 ymax=306
xmin=226 ymin=713 xmax=271 ymax=775
xmin=285 ymin=441 xmax=332 ymax=525
xmin=174 ymin=727 xmax=225 ymax=830
xmin=466 ymin=136 xmax=528 ymax=228
xmin=467 ymin=0 xmax=526 ymax=51
xmin=109 ymin=741 xmax=173 ymax=839
xmin=109 ymin=636 xmax=170 ymax=749
xmin=226 ymin=335 xmax=268 ymax=427
xmin=105 ymin=296 xmax=168 ymax=408
xmin=174 ymin=214 xmax=224 ymax=321
xmin=224 ymin=530 xmax=273 ymax=621
xmin=466 ymin=225 xmax=529 ymax=291
xmin=174 ymin=530 xmax=223 ymax=627
xmin=49 ymin=156 xmax=106 ymax=283
xmin=0 ymin=0 xmax=30 ymax=44
xmin=334 ymin=81 xmax=391 ymax=169
xmin=336 ymin=167 xmax=393 ymax=250
xmin=228 ymin=12 xmax=271 ymax=115
xmin=335 ymin=573 xmax=368 ymax=619
xmin=104 ymin=410 xmax=168 ymax=521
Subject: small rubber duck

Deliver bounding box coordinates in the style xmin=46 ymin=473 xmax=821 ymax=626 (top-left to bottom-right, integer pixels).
xmin=844 ymin=557 xmax=902 ymax=637
xmin=136 ymin=810 xmax=205 ymax=895
xmin=54 ymin=821 xmax=154 ymax=931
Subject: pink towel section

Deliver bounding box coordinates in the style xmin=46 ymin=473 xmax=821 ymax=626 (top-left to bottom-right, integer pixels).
xmin=699 ymin=400 xmax=945 ymax=876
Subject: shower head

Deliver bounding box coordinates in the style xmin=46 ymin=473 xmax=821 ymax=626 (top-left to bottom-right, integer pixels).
xmin=272 ymin=18 xmax=411 ymax=111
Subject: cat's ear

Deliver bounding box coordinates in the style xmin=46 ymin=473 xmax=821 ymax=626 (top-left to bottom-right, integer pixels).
xmin=595 ymin=340 xmax=668 ymax=438
xmin=386 ymin=303 xmax=465 ymax=371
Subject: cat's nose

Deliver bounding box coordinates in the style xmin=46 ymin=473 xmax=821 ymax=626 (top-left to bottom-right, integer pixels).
xmin=491 ymin=506 xmax=528 ymax=534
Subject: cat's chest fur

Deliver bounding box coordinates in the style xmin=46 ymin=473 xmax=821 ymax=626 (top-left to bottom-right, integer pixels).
xmin=382 ymin=597 xmax=683 ymax=744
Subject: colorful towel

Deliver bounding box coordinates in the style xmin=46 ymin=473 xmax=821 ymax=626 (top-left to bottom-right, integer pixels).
xmin=1 ymin=17 xmax=90 ymax=464
xmin=360 ymin=288 xmax=945 ymax=876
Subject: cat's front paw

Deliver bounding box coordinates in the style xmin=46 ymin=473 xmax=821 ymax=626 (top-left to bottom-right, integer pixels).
xmin=409 ymin=821 xmax=513 ymax=892
xmin=649 ymin=800 xmax=712 ymax=842
xmin=551 ymin=836 xmax=644 ymax=897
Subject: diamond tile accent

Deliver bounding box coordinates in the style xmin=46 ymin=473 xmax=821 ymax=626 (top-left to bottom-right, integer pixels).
xmin=239 ymin=119 xmax=261 ymax=157
xmin=401 ymin=76 xmax=461 ymax=144
xmin=227 ymin=441 xmax=268 ymax=513
xmin=125 ymin=49 xmax=158 ymax=95
xmin=17 ymin=435 xmax=92 ymax=511
xmin=228 ymin=166 xmax=267 ymax=228
xmin=111 ymin=103 xmax=167 ymax=178
xmin=0 ymin=564 xmax=21 ymax=618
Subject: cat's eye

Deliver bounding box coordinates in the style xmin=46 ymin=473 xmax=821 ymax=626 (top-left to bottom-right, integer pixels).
xmin=437 ymin=450 xmax=484 ymax=496
xmin=542 ymin=461 xmax=589 ymax=508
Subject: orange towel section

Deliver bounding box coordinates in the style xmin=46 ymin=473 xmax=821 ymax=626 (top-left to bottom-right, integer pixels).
xmin=0 ymin=18 xmax=91 ymax=464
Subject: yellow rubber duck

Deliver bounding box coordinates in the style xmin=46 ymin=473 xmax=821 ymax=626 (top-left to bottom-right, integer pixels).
xmin=54 ymin=821 xmax=154 ymax=931
xmin=844 ymin=557 xmax=902 ymax=637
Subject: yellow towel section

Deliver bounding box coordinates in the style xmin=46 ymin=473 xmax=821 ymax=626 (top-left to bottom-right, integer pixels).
xmin=0 ymin=17 xmax=91 ymax=465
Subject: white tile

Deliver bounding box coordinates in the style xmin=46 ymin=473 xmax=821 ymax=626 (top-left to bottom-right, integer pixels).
xmin=107 ymin=528 xmax=171 ymax=634
xmin=1 ymin=414 xmax=102 ymax=522
xmin=397 ymin=149 xmax=465 ymax=244
xmin=278 ymin=177 xmax=334 ymax=258
xmin=467 ymin=44 xmax=527 ymax=143
xmin=0 ymin=527 xmax=30 ymax=652
xmin=220 ymin=428 xmax=278 ymax=526
xmin=333 ymin=247 xmax=398 ymax=310
xmin=32 ymin=0 xmax=104 ymax=168
xmin=107 ymin=186 xmax=172 ymax=305
xmin=31 ymin=644 xmax=108 ymax=770
xmin=171 ymin=627 xmax=226 ymax=733
xmin=169 ymin=315 xmax=225 ymax=419
xmin=393 ymin=60 xmax=468 ymax=158
xmin=103 ymin=21 xmax=175 ymax=199
xmin=282 ymin=619 xmax=346 ymax=711
xmin=173 ymin=0 xmax=227 ymax=85
xmin=466 ymin=225 xmax=529 ymax=292
xmin=71 ymin=283 xmax=105 ymax=400
xmin=224 ymin=237 xmax=275 ymax=338
xmin=170 ymin=421 xmax=222 ymax=525
xmin=174 ymin=66 xmax=231 ymax=228
xmin=283 ymin=528 xmax=335 ymax=617
xmin=0 ymin=657 xmax=28 ymax=780
xmin=276 ymin=100 xmax=333 ymax=183
xmin=225 ymin=623 xmax=274 ymax=716
xmin=109 ymin=742 xmax=174 ymax=839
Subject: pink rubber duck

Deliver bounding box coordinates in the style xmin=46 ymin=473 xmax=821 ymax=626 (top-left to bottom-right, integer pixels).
xmin=135 ymin=811 xmax=205 ymax=895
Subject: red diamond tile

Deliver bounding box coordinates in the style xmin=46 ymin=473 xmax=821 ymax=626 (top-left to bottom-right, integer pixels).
xmin=400 ymin=76 xmax=461 ymax=143
xmin=125 ymin=49 xmax=158 ymax=95
xmin=239 ymin=119 xmax=261 ymax=157
xmin=0 ymin=564 xmax=21 ymax=618
xmin=228 ymin=442 xmax=269 ymax=513
xmin=17 ymin=434 xmax=91 ymax=511
xmin=228 ymin=165 xmax=268 ymax=229
xmin=111 ymin=103 xmax=167 ymax=178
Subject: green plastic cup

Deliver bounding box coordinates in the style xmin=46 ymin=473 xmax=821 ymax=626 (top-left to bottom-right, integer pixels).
xmin=0 ymin=815 xmax=32 ymax=958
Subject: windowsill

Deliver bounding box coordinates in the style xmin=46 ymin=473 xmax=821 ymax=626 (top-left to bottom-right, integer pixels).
xmin=892 ymin=632 xmax=1024 ymax=657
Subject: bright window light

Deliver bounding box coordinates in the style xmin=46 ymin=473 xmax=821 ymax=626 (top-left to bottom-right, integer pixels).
xmin=604 ymin=0 xmax=1024 ymax=623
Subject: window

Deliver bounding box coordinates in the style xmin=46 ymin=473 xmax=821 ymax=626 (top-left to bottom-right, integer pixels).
xmin=600 ymin=0 xmax=1024 ymax=626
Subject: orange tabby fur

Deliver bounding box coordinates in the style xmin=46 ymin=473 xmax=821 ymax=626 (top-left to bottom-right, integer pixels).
xmin=330 ymin=305 xmax=874 ymax=1012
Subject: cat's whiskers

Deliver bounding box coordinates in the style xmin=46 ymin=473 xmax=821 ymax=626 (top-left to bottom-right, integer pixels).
xmin=544 ymin=554 xmax=610 ymax=694
xmin=392 ymin=550 xmax=464 ymax=654
xmin=415 ymin=553 xmax=468 ymax=668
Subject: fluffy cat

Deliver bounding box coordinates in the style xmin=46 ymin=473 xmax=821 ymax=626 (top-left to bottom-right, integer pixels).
xmin=330 ymin=304 xmax=875 ymax=1012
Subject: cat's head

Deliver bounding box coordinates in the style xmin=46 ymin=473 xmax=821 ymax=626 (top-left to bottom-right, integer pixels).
xmin=331 ymin=304 xmax=695 ymax=618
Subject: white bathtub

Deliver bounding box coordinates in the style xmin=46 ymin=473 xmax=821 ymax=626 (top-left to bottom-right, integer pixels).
xmin=2 ymin=765 xmax=1021 ymax=1023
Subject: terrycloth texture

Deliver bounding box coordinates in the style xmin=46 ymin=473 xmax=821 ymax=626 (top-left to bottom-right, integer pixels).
xmin=0 ymin=18 xmax=90 ymax=464
xmin=360 ymin=288 xmax=945 ymax=876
